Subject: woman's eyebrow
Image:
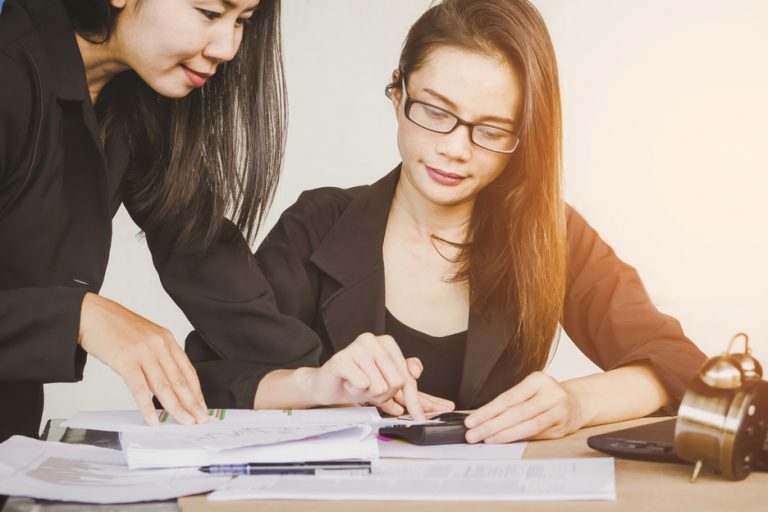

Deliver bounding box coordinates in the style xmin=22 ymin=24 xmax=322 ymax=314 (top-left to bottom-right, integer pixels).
xmin=219 ymin=0 xmax=258 ymax=12
xmin=423 ymin=87 xmax=516 ymax=126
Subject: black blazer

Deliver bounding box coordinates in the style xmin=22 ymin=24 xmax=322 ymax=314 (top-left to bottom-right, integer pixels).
xmin=189 ymin=167 xmax=707 ymax=410
xmin=0 ymin=0 xmax=319 ymax=442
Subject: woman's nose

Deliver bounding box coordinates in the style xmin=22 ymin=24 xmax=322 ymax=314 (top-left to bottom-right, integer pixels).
xmin=202 ymin=24 xmax=242 ymax=63
xmin=436 ymin=124 xmax=473 ymax=162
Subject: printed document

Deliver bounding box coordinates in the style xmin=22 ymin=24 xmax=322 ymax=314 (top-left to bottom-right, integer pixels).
xmin=378 ymin=435 xmax=527 ymax=460
xmin=0 ymin=436 xmax=229 ymax=504
xmin=62 ymin=406 xmax=384 ymax=433
xmin=122 ymin=424 xmax=378 ymax=469
xmin=207 ymin=458 xmax=616 ymax=501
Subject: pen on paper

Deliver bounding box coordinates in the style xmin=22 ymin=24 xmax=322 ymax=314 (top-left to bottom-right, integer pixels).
xmin=198 ymin=461 xmax=372 ymax=476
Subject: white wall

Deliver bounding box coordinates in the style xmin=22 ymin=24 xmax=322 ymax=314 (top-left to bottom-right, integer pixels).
xmin=43 ymin=0 xmax=768 ymax=423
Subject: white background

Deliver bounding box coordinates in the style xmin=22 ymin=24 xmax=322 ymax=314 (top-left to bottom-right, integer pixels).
xmin=43 ymin=0 xmax=768 ymax=424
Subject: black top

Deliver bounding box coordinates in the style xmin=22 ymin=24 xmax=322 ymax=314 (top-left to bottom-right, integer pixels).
xmin=188 ymin=168 xmax=707 ymax=410
xmin=384 ymin=309 xmax=467 ymax=403
xmin=0 ymin=0 xmax=321 ymax=442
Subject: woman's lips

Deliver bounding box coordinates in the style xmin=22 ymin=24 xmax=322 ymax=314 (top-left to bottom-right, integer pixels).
xmin=182 ymin=65 xmax=212 ymax=88
xmin=426 ymin=165 xmax=466 ymax=186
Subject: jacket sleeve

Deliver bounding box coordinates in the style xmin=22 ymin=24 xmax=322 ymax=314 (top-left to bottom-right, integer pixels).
xmin=562 ymin=206 xmax=707 ymax=406
xmin=125 ymin=201 xmax=324 ymax=409
xmin=0 ymin=50 xmax=88 ymax=384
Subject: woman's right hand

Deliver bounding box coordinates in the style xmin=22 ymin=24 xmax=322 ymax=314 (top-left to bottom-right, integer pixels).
xmin=78 ymin=292 xmax=210 ymax=427
xmin=308 ymin=332 xmax=430 ymax=420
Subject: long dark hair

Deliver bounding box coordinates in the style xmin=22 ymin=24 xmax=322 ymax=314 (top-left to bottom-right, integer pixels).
xmin=62 ymin=0 xmax=287 ymax=248
xmin=392 ymin=0 xmax=567 ymax=376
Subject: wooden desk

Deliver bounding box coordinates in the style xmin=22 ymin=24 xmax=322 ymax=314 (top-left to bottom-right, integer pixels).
xmin=178 ymin=417 xmax=767 ymax=512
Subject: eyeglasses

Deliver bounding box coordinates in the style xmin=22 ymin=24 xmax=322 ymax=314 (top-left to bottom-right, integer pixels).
xmin=388 ymin=79 xmax=520 ymax=154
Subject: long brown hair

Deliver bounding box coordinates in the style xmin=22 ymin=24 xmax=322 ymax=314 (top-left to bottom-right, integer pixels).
xmin=63 ymin=0 xmax=287 ymax=248
xmin=393 ymin=0 xmax=567 ymax=375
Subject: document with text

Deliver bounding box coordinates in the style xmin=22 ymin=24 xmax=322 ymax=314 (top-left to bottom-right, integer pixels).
xmin=0 ymin=436 xmax=229 ymax=504
xmin=208 ymin=457 xmax=616 ymax=501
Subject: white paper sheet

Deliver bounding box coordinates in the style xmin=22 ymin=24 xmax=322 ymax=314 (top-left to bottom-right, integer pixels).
xmin=121 ymin=423 xmax=352 ymax=452
xmin=122 ymin=426 xmax=378 ymax=469
xmin=0 ymin=436 xmax=229 ymax=504
xmin=378 ymin=435 xmax=528 ymax=460
xmin=207 ymin=458 xmax=616 ymax=502
xmin=63 ymin=407 xmax=384 ymax=433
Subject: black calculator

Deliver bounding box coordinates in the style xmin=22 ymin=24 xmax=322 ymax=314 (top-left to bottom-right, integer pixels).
xmin=378 ymin=412 xmax=469 ymax=445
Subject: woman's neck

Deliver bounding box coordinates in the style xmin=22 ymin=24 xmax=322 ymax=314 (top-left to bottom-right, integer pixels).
xmin=75 ymin=34 xmax=129 ymax=103
xmin=390 ymin=168 xmax=474 ymax=244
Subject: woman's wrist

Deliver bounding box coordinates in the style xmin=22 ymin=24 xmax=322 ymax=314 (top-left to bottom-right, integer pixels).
xmin=561 ymin=378 xmax=597 ymax=431
xmin=560 ymin=364 xmax=671 ymax=429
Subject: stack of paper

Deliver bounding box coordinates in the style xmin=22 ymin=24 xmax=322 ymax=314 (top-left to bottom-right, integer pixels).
xmin=63 ymin=406 xmax=385 ymax=432
xmin=63 ymin=407 xmax=383 ymax=469
xmin=121 ymin=424 xmax=377 ymax=469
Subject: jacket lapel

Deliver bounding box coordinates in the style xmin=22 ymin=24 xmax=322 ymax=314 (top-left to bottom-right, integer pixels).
xmin=459 ymin=311 xmax=515 ymax=408
xmin=33 ymin=0 xmax=113 ymax=224
xmin=310 ymin=170 xmax=400 ymax=352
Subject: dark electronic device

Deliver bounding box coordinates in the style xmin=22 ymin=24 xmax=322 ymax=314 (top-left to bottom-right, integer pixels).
xmin=588 ymin=417 xmax=768 ymax=469
xmin=379 ymin=412 xmax=469 ymax=445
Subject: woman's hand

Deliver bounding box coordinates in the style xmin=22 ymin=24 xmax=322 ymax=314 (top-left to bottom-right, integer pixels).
xmin=464 ymin=371 xmax=585 ymax=443
xmin=396 ymin=358 xmax=455 ymax=415
xmin=78 ymin=293 xmax=210 ymax=427
xmin=307 ymin=332 xmax=429 ymax=420
xmin=414 ymin=391 xmax=456 ymax=415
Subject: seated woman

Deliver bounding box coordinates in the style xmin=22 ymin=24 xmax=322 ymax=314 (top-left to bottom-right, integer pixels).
xmin=188 ymin=0 xmax=707 ymax=443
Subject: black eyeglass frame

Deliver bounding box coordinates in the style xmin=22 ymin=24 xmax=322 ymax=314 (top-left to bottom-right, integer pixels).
xmin=386 ymin=81 xmax=521 ymax=155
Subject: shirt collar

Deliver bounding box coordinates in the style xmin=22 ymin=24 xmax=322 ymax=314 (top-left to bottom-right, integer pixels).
xmin=27 ymin=0 xmax=92 ymax=102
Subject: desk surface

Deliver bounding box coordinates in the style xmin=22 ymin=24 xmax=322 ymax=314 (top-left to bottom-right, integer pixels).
xmin=178 ymin=417 xmax=767 ymax=512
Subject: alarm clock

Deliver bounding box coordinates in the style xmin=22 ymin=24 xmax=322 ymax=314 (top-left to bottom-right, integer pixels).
xmin=674 ymin=333 xmax=768 ymax=481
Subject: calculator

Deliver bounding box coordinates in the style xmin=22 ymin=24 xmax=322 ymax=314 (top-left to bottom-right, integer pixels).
xmin=378 ymin=412 xmax=469 ymax=445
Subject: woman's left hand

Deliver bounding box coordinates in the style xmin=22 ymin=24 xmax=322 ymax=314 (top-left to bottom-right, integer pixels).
xmin=464 ymin=371 xmax=586 ymax=443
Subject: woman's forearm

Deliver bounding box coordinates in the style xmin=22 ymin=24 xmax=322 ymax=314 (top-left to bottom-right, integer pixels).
xmin=562 ymin=363 xmax=672 ymax=428
xmin=253 ymin=367 xmax=321 ymax=409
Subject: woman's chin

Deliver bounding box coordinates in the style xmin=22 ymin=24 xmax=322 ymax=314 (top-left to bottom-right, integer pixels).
xmin=142 ymin=78 xmax=197 ymax=99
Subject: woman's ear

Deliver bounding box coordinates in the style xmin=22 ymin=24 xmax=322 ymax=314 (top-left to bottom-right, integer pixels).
xmin=388 ymin=68 xmax=403 ymax=108
xmin=110 ymin=0 xmax=128 ymax=9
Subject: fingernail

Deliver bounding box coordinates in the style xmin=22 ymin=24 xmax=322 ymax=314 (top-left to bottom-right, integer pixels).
xmin=465 ymin=417 xmax=476 ymax=428
xmin=147 ymin=415 xmax=160 ymax=427
xmin=466 ymin=432 xmax=478 ymax=443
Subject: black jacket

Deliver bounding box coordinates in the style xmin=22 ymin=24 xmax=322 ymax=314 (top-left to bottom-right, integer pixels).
xmin=0 ymin=0 xmax=319 ymax=442
xmin=188 ymin=168 xmax=707 ymax=410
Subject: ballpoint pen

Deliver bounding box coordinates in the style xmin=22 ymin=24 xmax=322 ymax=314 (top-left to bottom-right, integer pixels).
xmin=198 ymin=460 xmax=372 ymax=476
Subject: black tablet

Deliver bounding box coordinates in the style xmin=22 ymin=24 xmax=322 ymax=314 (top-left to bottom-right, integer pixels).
xmin=587 ymin=417 xmax=768 ymax=470
xmin=587 ymin=418 xmax=681 ymax=463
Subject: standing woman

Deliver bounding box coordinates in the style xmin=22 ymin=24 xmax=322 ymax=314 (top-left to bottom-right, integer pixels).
xmin=192 ymin=0 xmax=707 ymax=441
xmin=0 ymin=0 xmax=319 ymax=441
